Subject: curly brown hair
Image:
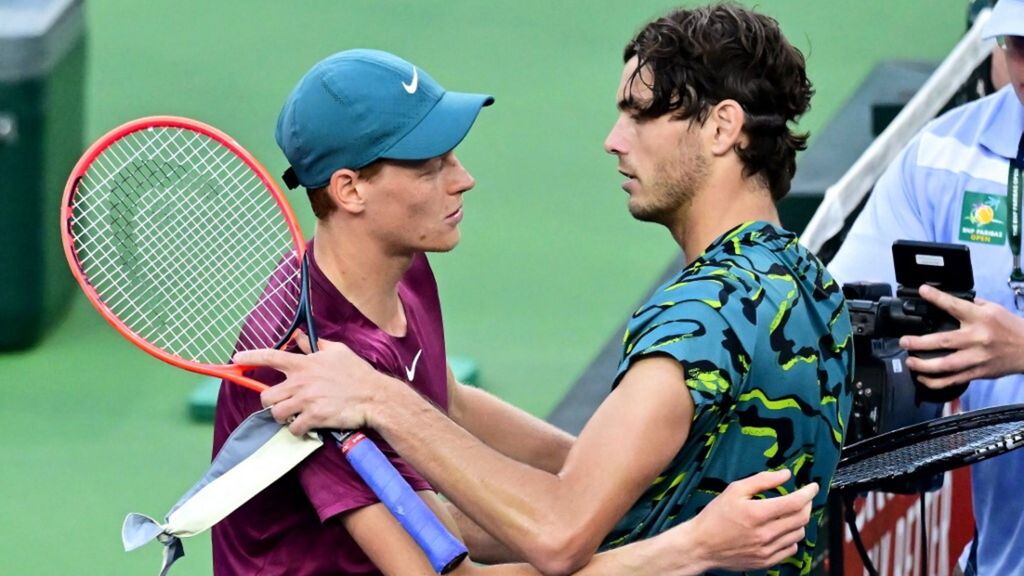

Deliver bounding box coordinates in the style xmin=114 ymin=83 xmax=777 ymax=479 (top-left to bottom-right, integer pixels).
xmin=624 ymin=2 xmax=813 ymax=201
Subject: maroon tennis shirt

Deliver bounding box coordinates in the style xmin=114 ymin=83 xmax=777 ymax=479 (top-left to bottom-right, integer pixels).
xmin=212 ymin=242 xmax=449 ymax=575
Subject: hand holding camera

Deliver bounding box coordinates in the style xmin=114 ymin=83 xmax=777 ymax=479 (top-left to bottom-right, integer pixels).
xmin=901 ymin=284 xmax=1024 ymax=388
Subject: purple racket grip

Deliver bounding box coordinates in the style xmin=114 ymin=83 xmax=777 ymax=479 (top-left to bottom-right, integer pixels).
xmin=341 ymin=432 xmax=468 ymax=574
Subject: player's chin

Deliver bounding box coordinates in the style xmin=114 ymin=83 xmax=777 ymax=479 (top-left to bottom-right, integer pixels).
xmin=424 ymin=230 xmax=461 ymax=253
xmin=627 ymin=198 xmax=661 ymax=223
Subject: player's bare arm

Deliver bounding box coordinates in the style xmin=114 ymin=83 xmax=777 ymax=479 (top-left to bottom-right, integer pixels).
xmin=342 ymin=464 xmax=815 ymax=576
xmin=247 ymin=337 xmax=819 ymax=575
xmin=248 ymin=341 xmax=692 ymax=574
xmin=445 ymin=501 xmax=523 ymax=564
xmin=345 ymin=492 xmax=465 ymax=575
xmin=339 ymin=464 xmax=813 ymax=576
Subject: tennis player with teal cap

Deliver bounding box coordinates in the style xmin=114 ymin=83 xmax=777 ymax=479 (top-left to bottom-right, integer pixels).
xmin=213 ymin=48 xmax=494 ymax=575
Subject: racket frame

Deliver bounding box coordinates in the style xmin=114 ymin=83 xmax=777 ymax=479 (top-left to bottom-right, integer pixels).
xmin=833 ymin=404 xmax=1024 ymax=492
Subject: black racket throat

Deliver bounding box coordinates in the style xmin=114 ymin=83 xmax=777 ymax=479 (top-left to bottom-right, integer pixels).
xmin=273 ymin=252 xmax=320 ymax=354
xmin=284 ymin=253 xmax=350 ymax=444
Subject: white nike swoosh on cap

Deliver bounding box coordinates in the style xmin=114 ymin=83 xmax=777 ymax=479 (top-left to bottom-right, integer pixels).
xmin=405 ymin=349 xmax=423 ymax=381
xmin=403 ymin=67 xmax=419 ymax=94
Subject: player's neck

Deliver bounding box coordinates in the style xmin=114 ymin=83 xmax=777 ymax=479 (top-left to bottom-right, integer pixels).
xmin=313 ymin=222 xmax=411 ymax=337
xmin=673 ymin=175 xmax=780 ymax=265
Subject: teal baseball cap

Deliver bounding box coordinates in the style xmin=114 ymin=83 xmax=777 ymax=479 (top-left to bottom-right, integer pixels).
xmin=276 ymin=49 xmax=494 ymax=189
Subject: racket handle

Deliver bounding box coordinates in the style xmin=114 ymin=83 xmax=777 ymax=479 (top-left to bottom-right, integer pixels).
xmin=341 ymin=432 xmax=468 ymax=574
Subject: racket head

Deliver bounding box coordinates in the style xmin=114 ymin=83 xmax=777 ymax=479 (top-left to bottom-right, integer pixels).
xmin=832 ymin=404 xmax=1024 ymax=492
xmin=61 ymin=116 xmax=307 ymax=391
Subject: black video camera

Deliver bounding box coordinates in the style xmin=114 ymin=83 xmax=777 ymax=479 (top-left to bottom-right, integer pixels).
xmin=842 ymin=241 xmax=975 ymax=492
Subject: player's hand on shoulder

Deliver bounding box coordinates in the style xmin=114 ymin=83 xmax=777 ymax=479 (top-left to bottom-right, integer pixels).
xmin=686 ymin=469 xmax=816 ymax=572
xmin=235 ymin=332 xmax=382 ymax=435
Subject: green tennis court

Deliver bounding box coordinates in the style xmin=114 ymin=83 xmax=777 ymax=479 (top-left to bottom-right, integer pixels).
xmin=0 ymin=1 xmax=969 ymax=574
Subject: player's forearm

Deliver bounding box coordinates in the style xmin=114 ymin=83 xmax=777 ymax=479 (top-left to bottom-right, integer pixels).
xmin=345 ymin=492 xmax=465 ymax=576
xmin=447 ymin=501 xmax=523 ymax=564
xmin=450 ymin=383 xmax=573 ymax=473
xmin=574 ymin=530 xmax=706 ymax=576
xmin=370 ymin=374 xmax=604 ymax=574
xmin=466 ymin=525 xmax=706 ymax=576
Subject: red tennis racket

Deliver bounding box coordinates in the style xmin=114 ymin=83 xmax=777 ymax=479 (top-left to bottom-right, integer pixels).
xmin=60 ymin=116 xmax=467 ymax=573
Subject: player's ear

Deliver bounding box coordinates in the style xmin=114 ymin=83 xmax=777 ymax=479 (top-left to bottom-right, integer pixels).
xmin=327 ymin=168 xmax=365 ymax=214
xmin=707 ymin=99 xmax=747 ymax=156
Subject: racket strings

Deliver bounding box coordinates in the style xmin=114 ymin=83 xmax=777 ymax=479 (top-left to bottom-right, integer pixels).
xmin=76 ymin=130 xmax=276 ymax=348
xmin=92 ymin=130 xmax=298 ymax=359
xmin=835 ymin=421 xmax=1024 ymax=488
xmin=70 ymin=126 xmax=302 ymax=365
xmin=79 ymin=131 xmax=275 ymax=325
xmin=112 ymin=129 xmax=300 ymax=356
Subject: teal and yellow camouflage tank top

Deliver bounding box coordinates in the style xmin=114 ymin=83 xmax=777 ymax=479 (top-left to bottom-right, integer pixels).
xmin=602 ymin=221 xmax=853 ymax=576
